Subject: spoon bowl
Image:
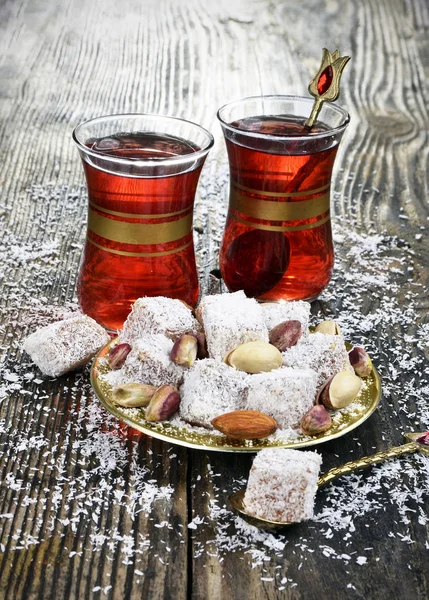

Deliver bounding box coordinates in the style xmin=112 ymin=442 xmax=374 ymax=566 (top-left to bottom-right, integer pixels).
xmin=229 ymin=489 xmax=295 ymax=530
xmin=229 ymin=431 xmax=429 ymax=530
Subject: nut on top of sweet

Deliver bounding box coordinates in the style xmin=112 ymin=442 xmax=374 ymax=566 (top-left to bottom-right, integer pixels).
xmin=94 ymin=293 xmax=372 ymax=441
xmin=224 ymin=341 xmax=283 ymax=374
xmin=314 ymin=320 xmax=341 ymax=336
xmin=105 ymin=333 xmax=184 ymax=389
xmin=260 ymin=300 xmax=311 ymax=335
xmin=269 ymin=319 xmax=302 ymax=351
xmin=317 ymin=371 xmax=361 ymax=410
xmin=170 ymin=334 xmax=198 ymax=368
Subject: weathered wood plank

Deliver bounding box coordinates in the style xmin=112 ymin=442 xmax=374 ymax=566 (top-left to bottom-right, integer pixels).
xmin=0 ymin=0 xmax=428 ymax=598
xmin=189 ymin=0 xmax=429 ymax=596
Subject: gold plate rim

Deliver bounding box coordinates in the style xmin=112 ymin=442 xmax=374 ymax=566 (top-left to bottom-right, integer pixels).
xmin=90 ymin=339 xmax=382 ymax=453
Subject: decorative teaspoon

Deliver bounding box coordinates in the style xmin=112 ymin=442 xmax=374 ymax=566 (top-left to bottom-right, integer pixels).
xmin=229 ymin=431 xmax=429 ymax=530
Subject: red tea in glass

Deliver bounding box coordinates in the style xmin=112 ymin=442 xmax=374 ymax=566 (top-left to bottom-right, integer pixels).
xmin=73 ymin=115 xmax=213 ymax=332
xmin=217 ymin=96 xmax=349 ymax=301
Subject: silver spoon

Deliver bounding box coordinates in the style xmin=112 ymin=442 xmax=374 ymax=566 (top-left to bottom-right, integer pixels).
xmin=229 ymin=431 xmax=429 ymax=530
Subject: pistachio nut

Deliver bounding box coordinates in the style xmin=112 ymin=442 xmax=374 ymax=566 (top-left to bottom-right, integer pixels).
xmin=269 ymin=319 xmax=302 ymax=351
xmin=314 ymin=320 xmax=341 ymax=336
xmin=112 ymin=383 xmax=157 ymax=407
xmin=145 ymin=384 xmax=181 ymax=422
xmin=196 ymin=332 xmax=209 ymax=359
xmin=108 ymin=343 xmax=131 ymax=370
xmin=319 ymin=371 xmax=362 ymax=410
xmin=195 ymin=305 xmax=203 ymax=325
xmin=224 ymin=341 xmax=283 ymax=374
xmin=300 ymin=405 xmax=332 ymax=435
xmin=348 ymin=346 xmax=372 ymax=377
xmin=170 ymin=334 xmax=198 ymax=368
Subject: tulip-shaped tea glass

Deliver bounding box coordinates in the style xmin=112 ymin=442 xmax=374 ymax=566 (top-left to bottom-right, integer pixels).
xmin=73 ymin=114 xmax=214 ymax=332
xmin=217 ymin=96 xmax=349 ymax=301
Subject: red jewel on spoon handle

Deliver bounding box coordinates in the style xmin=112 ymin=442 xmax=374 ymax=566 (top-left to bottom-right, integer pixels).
xmin=305 ymin=48 xmax=351 ymax=129
xmin=417 ymin=432 xmax=429 ymax=446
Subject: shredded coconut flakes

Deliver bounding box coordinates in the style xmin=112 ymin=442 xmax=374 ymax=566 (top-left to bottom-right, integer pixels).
xmin=0 ymin=184 xmax=428 ymax=592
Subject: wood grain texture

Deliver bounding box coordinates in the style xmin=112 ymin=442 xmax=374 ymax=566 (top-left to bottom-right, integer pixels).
xmin=0 ymin=0 xmax=428 ymax=598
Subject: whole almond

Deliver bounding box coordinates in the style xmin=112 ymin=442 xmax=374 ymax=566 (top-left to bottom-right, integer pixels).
xmin=211 ymin=410 xmax=277 ymax=440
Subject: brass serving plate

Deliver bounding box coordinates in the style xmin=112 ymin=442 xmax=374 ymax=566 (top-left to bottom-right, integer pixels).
xmin=91 ymin=339 xmax=382 ymax=453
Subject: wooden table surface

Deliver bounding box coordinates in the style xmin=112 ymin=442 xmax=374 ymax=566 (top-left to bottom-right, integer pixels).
xmin=1 ymin=0 xmax=428 ymax=598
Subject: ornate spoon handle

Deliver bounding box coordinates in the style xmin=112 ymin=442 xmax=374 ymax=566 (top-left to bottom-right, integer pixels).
xmin=317 ymin=442 xmax=419 ymax=487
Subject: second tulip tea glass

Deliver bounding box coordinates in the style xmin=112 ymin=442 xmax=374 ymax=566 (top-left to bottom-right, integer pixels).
xmin=73 ymin=114 xmax=213 ymax=332
xmin=217 ymin=95 xmax=349 ymax=302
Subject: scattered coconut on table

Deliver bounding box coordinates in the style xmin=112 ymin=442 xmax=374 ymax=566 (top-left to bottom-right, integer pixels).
xmin=1 ymin=183 xmax=429 ymax=593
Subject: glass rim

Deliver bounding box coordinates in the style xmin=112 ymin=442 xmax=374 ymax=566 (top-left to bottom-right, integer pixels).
xmin=72 ymin=113 xmax=214 ymax=168
xmin=217 ymin=95 xmax=350 ymax=141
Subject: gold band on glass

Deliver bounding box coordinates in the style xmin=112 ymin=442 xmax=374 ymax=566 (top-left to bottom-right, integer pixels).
xmin=232 ymin=181 xmax=330 ymax=198
xmin=230 ymin=189 xmax=330 ymax=222
xmin=87 ymin=237 xmax=193 ymax=257
xmin=231 ymin=213 xmax=330 ymax=232
xmin=89 ymin=201 xmax=191 ymax=219
xmin=88 ymin=207 xmax=193 ymax=245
